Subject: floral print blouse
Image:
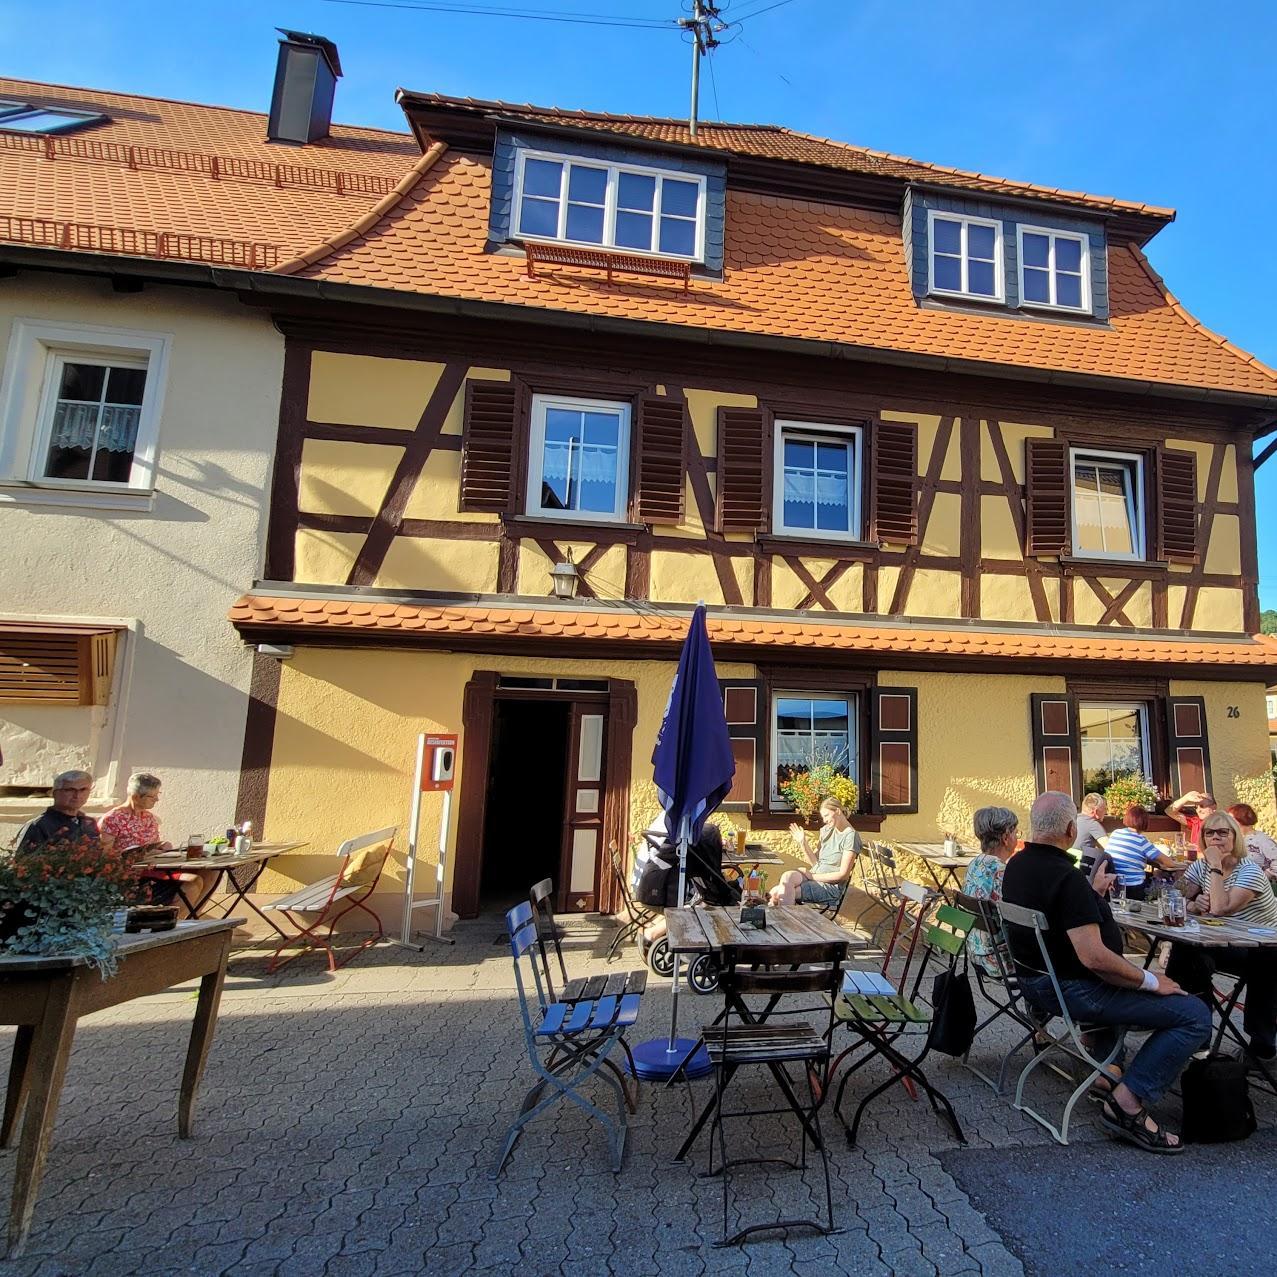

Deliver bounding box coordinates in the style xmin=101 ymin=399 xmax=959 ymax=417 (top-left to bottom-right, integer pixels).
xmin=960 ymin=852 xmax=1006 ymax=974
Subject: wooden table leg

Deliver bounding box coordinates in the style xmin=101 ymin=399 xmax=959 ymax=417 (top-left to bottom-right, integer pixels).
xmin=178 ymin=940 xmax=229 ymax=1139
xmin=8 ymin=977 xmax=78 ymax=1258
xmin=1 ymin=1025 xmax=34 ymax=1149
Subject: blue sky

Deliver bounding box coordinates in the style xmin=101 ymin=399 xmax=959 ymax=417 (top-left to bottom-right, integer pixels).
xmin=3 ymin=0 xmax=1274 ymax=606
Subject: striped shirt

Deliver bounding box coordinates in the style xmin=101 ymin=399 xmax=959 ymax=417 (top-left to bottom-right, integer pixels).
xmin=1103 ymin=827 xmax=1165 ymax=887
xmin=1184 ymin=858 xmax=1277 ymax=928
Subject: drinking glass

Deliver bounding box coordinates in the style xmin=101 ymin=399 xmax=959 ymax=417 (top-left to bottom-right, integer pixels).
xmin=1113 ymin=881 xmax=1128 ymax=910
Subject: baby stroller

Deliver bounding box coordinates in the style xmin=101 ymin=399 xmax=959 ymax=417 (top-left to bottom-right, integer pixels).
xmin=634 ymin=824 xmax=740 ymax=995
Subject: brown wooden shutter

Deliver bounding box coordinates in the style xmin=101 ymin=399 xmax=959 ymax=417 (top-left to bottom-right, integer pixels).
xmin=460 ymin=380 xmax=519 ymax=513
xmin=870 ymin=420 xmax=918 ymax=546
xmin=719 ymin=678 xmax=765 ymax=809
xmin=716 ymin=407 xmax=767 ymax=533
xmin=870 ymin=686 xmax=918 ymax=814
xmin=634 ymin=394 xmax=687 ymax=525
xmin=1025 ymin=437 xmax=1070 ymax=557
xmin=1165 ymin=696 xmax=1212 ymax=797
xmin=1029 ymin=692 xmax=1081 ymax=802
xmin=0 ymin=631 xmax=114 ymax=706
xmin=1156 ymin=448 xmax=1199 ymax=564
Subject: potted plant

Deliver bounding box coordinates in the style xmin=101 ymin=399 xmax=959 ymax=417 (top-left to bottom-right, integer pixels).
xmin=1103 ymin=772 xmax=1159 ymax=816
xmin=777 ymin=762 xmax=859 ymax=825
xmin=0 ymin=835 xmax=142 ymax=977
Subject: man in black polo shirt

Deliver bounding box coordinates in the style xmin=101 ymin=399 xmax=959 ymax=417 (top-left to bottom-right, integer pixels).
xmin=14 ymin=770 xmax=100 ymax=852
xmin=1003 ymin=791 xmax=1210 ymax=1154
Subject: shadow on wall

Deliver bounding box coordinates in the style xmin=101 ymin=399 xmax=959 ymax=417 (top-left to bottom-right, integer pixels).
xmin=933 ymin=774 xmax=1038 ymax=841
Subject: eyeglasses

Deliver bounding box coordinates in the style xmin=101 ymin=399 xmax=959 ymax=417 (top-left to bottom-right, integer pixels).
xmin=1203 ymin=829 xmax=1232 ymax=839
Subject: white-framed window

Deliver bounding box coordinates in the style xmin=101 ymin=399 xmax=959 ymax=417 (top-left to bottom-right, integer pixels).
xmin=513 ymin=149 xmax=706 ymax=261
xmin=0 ymin=320 xmax=170 ymax=511
xmin=1079 ymin=701 xmax=1150 ymax=795
xmin=771 ymin=692 xmax=857 ymax=807
xmin=927 ymin=210 xmax=1003 ymax=302
xmin=1018 ymin=226 xmax=1090 ymax=312
xmin=525 ymin=394 xmax=631 ymax=523
xmin=1070 ymin=448 xmax=1144 ymax=560
xmin=772 ymin=420 xmax=862 ymax=541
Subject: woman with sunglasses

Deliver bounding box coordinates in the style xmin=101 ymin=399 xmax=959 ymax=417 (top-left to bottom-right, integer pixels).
xmin=1167 ymin=810 xmax=1277 ymax=1064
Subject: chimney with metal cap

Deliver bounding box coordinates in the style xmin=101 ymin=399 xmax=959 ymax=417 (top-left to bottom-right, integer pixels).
xmin=267 ymin=29 xmax=342 ymax=144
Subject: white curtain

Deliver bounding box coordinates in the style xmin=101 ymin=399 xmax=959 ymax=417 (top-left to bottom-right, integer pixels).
xmin=50 ymin=403 xmax=140 ymax=453
xmin=541 ymin=439 xmax=617 ymax=484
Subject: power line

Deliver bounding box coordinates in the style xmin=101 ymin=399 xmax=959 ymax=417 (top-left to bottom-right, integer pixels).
xmin=730 ymin=0 xmax=801 ymax=20
xmin=706 ymin=46 xmax=722 ymax=121
xmin=317 ymin=0 xmax=676 ymax=30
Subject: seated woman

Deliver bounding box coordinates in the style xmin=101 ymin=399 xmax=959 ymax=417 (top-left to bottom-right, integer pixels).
xmin=1169 ymin=810 xmax=1277 ymax=1064
xmin=98 ymin=772 xmax=212 ymax=915
xmin=1103 ymin=805 xmax=1173 ymax=900
xmin=960 ymin=806 xmax=1018 ymax=975
xmin=1230 ymin=803 xmax=1277 ymax=882
xmin=768 ymin=797 xmax=859 ymax=908
xmin=636 ymin=823 xmax=736 ymax=954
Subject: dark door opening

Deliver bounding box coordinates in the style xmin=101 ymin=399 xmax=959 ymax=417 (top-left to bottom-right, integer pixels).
xmin=479 ymin=698 xmax=571 ymax=913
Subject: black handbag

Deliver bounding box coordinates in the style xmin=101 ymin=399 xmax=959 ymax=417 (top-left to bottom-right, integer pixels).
xmin=928 ymin=966 xmax=977 ymax=1056
xmin=1181 ymin=1054 xmax=1256 ymax=1143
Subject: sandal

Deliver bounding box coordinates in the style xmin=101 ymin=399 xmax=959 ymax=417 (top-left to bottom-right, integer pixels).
xmin=1098 ymin=1098 xmax=1183 ymax=1154
xmin=1086 ymin=1065 xmax=1123 ymax=1101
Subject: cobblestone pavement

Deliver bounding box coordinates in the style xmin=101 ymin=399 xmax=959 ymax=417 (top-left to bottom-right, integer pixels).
xmin=0 ymin=915 xmax=1268 ymax=1276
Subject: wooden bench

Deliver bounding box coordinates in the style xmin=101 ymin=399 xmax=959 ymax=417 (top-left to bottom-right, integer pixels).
xmin=262 ymin=826 xmax=397 ymax=973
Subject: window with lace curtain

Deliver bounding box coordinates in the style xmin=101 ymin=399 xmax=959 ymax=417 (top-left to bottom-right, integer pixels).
xmin=0 ymin=320 xmax=170 ymax=508
xmin=772 ymin=420 xmax=863 ymax=541
xmin=525 ymin=394 xmax=631 ymax=523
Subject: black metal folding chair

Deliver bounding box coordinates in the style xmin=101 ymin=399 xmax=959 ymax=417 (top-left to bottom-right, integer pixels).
xmin=954 ymin=890 xmax=1044 ymax=1095
xmin=696 ymin=939 xmax=848 ymax=1246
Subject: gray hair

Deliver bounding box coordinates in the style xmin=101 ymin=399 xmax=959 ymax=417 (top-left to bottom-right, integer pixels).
xmin=52 ymin=769 xmax=92 ymax=789
xmin=127 ymin=772 xmax=162 ymax=797
xmin=1031 ymin=791 xmax=1078 ymax=841
xmin=1081 ymin=793 xmax=1106 ymax=814
xmin=973 ymin=806 xmax=1019 ymax=854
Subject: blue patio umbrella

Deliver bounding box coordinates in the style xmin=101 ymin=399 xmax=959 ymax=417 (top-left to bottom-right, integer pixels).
xmin=631 ymin=603 xmax=735 ymax=1081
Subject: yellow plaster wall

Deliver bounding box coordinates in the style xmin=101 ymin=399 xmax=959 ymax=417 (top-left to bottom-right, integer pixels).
xmin=650 ymin=549 xmax=732 ymax=605
xmin=921 ymin=492 xmax=961 ymax=557
xmin=1194 ymin=587 xmax=1245 ymax=633
xmin=886 ymin=412 xmax=948 ymax=481
xmin=903 ymin=568 xmax=962 ymax=619
xmin=1170 ymin=681 xmax=1275 ymax=827
xmin=1073 ymin=578 xmax=1153 ymax=627
xmin=298 ymin=439 xmax=402 ymax=518
xmin=683 ymin=388 xmax=757 ymax=536
xmin=376 ymin=536 xmax=499 ymax=593
xmin=980 ymin=495 xmax=1021 ymax=560
xmin=516 ymin=540 xmax=627 ymax=597
xmin=878 ymin=670 xmax=1052 ymax=843
xmin=827 ymin=562 xmax=863 ymax=612
xmin=1165 ymin=438 xmax=1231 ymax=503
xmin=294 ymin=529 xmax=364 ymax=584
xmin=307 ymin=353 xmax=446 ymax=429
xmin=980 ymin=421 xmax=1054 ymax=484
xmin=980 ymin=573 xmax=1037 ymax=624
xmin=1204 ymin=514 xmax=1242 ymax=576
xmin=772 ymin=557 xmax=835 ymax=610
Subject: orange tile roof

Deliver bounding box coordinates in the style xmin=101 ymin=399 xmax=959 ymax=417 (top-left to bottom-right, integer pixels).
xmin=282 ymin=150 xmax=1277 ymax=399
xmin=230 ymin=594 xmax=1277 ymax=673
xmin=0 ymin=77 xmax=417 ymax=263
xmin=403 ymin=92 xmax=1176 ymax=222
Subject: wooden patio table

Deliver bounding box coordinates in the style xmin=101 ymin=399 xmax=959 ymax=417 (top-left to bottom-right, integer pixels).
xmin=0 ymin=919 xmax=239 ymax=1256
xmin=897 ymin=842 xmax=978 ymax=897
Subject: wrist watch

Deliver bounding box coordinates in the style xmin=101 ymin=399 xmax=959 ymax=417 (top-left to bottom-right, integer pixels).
xmin=1208 ymin=865 xmax=1225 ymax=875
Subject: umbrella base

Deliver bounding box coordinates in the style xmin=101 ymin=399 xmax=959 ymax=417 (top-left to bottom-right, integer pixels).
xmin=630 ymin=1036 xmax=712 ymax=1081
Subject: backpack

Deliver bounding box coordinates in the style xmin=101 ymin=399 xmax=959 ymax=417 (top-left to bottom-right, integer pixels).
xmin=928 ymin=967 xmax=977 ymax=1057
xmin=1181 ymin=1054 xmax=1256 ymax=1143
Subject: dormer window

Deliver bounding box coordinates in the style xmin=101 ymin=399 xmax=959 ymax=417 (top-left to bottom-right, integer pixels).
xmin=927 ymin=211 xmax=1003 ymax=302
xmin=1019 ymin=226 xmax=1090 ymax=312
xmin=0 ymin=100 xmax=107 ymax=135
xmin=514 ymin=150 xmax=705 ymax=261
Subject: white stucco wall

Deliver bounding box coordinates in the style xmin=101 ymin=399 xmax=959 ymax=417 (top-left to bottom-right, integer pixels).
xmin=0 ymin=272 xmax=283 ymax=843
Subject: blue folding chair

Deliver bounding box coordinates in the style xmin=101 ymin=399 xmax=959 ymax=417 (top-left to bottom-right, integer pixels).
xmin=492 ymin=902 xmax=639 ymax=1178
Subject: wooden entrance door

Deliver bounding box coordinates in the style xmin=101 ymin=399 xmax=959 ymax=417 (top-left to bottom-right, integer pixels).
xmin=559 ymin=703 xmax=606 ymax=912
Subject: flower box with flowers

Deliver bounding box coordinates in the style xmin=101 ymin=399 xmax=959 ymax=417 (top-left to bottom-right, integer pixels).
xmin=0 ymin=835 xmax=144 ymax=977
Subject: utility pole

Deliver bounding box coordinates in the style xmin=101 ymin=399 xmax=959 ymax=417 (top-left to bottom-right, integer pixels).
xmin=678 ymin=0 xmax=721 ymax=138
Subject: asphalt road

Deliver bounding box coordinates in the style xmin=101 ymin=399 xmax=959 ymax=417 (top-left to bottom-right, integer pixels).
xmin=941 ymin=1127 xmax=1277 ymax=1276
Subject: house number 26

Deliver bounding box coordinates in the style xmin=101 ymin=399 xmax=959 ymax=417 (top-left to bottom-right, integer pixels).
xmin=1227 ymin=706 xmax=1240 ymax=718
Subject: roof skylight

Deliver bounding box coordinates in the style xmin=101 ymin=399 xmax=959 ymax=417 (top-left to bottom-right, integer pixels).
xmin=0 ymin=100 xmax=108 ymax=135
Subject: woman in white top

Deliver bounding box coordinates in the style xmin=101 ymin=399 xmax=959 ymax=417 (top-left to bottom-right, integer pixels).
xmin=1228 ymin=802 xmax=1277 ymax=882
xmin=768 ymin=797 xmax=860 ymax=908
xmin=1167 ymin=810 xmax=1277 ymax=1062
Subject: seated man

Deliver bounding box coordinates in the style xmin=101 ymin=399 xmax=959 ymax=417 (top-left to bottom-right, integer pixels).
xmin=14 ymin=770 xmax=100 ymax=852
xmin=1167 ymin=789 xmax=1217 ymax=848
xmin=1002 ymin=791 xmax=1210 ymax=1154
